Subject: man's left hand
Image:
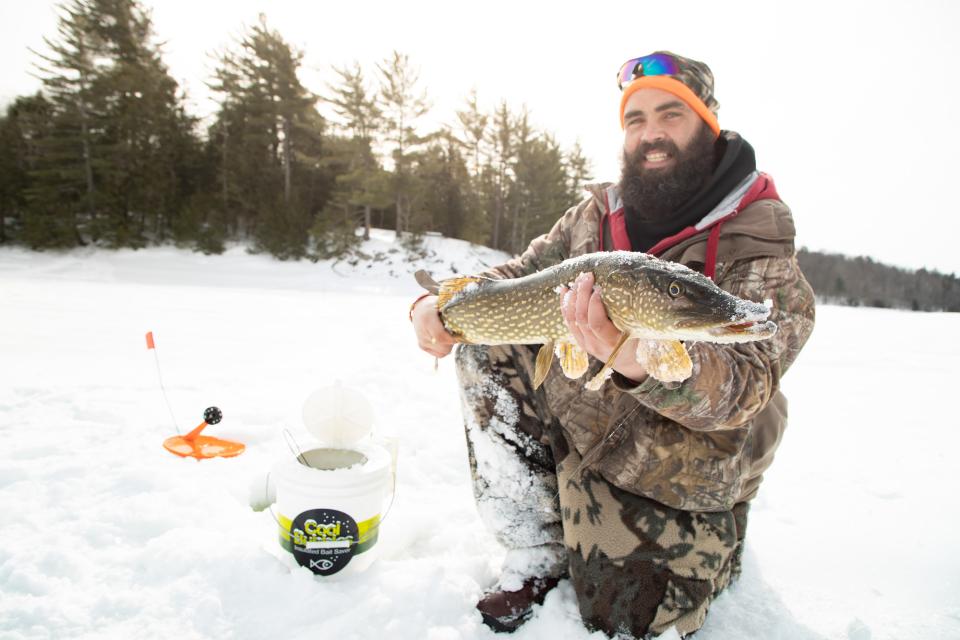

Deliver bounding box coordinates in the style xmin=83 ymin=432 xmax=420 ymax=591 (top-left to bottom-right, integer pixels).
xmin=559 ymin=272 xmax=648 ymax=384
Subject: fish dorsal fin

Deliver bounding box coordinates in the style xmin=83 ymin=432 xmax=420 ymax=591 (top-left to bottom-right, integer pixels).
xmin=414 ymin=269 xmax=441 ymax=294
xmin=436 ymin=276 xmax=482 ymax=310
xmin=533 ymin=341 xmax=555 ymax=390
xmin=635 ymin=339 xmax=693 ymax=383
xmin=555 ymin=341 xmax=589 ymax=380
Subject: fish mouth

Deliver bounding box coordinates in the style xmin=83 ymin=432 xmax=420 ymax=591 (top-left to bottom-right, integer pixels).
xmin=673 ymin=302 xmax=777 ymax=341
xmin=706 ymin=318 xmax=778 ymax=339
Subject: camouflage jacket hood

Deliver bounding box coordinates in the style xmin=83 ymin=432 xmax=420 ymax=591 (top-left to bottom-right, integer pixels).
xmin=483 ymin=157 xmax=816 ymax=511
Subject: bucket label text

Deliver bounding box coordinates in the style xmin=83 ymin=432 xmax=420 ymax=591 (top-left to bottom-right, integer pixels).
xmin=289 ymin=508 xmax=358 ymax=576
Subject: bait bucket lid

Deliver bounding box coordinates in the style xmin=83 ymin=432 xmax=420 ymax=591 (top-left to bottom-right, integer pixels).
xmin=301 ymin=382 xmax=374 ymax=447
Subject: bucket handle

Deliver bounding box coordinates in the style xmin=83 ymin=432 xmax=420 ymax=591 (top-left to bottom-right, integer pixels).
xmin=283 ymin=429 xmax=309 ymax=466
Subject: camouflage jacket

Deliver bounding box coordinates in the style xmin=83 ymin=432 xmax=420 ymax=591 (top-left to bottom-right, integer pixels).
xmin=483 ymin=175 xmax=816 ymax=511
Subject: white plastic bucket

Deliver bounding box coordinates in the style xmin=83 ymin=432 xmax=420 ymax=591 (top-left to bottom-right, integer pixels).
xmin=271 ymin=440 xmax=392 ymax=577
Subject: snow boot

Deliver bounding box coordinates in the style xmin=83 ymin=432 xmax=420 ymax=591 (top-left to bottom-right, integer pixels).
xmin=477 ymin=576 xmax=560 ymax=632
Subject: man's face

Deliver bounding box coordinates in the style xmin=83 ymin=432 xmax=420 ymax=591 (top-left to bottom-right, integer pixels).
xmin=619 ymin=87 xmax=717 ymax=221
xmin=622 ymin=87 xmax=704 ymax=165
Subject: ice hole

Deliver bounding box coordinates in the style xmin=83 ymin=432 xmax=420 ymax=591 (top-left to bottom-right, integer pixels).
xmin=298 ymin=448 xmax=367 ymax=470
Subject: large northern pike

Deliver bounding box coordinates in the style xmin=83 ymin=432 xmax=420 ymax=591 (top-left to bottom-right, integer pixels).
xmin=415 ymin=251 xmax=776 ymax=390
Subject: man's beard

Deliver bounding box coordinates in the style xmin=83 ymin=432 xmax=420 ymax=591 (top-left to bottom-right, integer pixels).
xmin=618 ymin=124 xmax=718 ymax=223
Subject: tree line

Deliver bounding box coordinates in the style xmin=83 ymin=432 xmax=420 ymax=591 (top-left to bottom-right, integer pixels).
xmin=798 ymin=249 xmax=960 ymax=312
xmin=0 ymin=0 xmax=591 ymax=259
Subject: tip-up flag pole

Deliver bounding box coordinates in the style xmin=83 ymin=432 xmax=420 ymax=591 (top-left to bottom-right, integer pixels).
xmin=147 ymin=331 xmax=245 ymax=460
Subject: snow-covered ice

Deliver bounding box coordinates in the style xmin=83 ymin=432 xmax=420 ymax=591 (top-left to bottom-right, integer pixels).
xmin=1 ymin=232 xmax=958 ymax=640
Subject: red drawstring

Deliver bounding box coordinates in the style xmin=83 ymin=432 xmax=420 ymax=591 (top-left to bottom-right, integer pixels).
xmin=704 ymin=222 xmax=723 ymax=281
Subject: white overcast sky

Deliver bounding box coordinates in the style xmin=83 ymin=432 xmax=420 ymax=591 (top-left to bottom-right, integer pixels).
xmin=3 ymin=0 xmax=959 ymax=275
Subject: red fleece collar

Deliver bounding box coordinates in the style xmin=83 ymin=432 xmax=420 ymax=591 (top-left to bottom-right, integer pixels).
xmin=600 ymin=172 xmax=780 ymax=279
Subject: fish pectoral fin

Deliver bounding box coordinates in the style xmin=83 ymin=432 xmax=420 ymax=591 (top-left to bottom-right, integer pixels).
xmin=436 ymin=275 xmax=482 ymax=309
xmin=555 ymin=341 xmax=589 ymax=379
xmin=635 ymin=339 xmax=693 ymax=383
xmin=414 ymin=269 xmax=441 ymax=295
xmin=585 ymin=332 xmax=631 ymax=391
xmin=533 ymin=341 xmax=555 ymax=390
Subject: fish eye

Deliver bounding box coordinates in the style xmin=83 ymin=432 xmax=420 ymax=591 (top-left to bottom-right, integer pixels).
xmin=668 ymin=281 xmax=684 ymax=298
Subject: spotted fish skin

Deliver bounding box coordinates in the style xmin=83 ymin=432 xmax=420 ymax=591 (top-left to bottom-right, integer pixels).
xmin=436 ymin=251 xmax=774 ymax=344
xmin=423 ymin=251 xmax=777 ymax=388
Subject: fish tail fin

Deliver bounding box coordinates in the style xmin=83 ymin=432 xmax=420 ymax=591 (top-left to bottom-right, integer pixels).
xmin=437 ymin=276 xmax=482 ymax=310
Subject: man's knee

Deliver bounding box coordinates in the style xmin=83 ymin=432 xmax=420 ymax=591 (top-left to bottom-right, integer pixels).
xmin=563 ymin=477 xmax=745 ymax=638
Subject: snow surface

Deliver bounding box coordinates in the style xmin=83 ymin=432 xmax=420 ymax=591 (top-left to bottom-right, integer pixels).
xmin=1 ymin=231 xmax=959 ymax=640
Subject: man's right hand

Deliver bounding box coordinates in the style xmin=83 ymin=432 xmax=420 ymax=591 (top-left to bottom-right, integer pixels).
xmin=411 ymin=295 xmax=456 ymax=358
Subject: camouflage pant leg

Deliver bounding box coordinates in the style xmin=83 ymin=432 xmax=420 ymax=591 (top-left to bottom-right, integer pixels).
xmin=455 ymin=343 xmax=567 ymax=580
xmin=551 ymin=420 xmax=750 ymax=639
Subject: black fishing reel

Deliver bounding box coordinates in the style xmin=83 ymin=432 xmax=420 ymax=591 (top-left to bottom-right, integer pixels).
xmin=203 ymin=406 xmax=222 ymax=425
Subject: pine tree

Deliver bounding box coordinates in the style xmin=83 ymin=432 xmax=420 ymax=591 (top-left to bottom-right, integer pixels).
xmin=506 ymin=107 xmax=534 ymax=253
xmin=28 ymin=0 xmax=104 ymax=246
xmin=324 ymin=61 xmax=387 ymax=241
xmin=564 ymin=141 xmax=593 ymax=203
xmin=95 ymin=0 xmax=198 ymax=245
xmin=455 ymin=88 xmax=488 ymax=179
xmin=411 ymin=131 xmax=479 ymax=241
xmin=28 ymin=0 xmax=198 ymax=248
xmin=512 ymin=133 xmax=570 ymax=254
xmin=483 ymin=101 xmax=515 ymax=251
xmin=0 ymin=95 xmax=55 ymax=244
xmin=377 ymin=51 xmax=430 ymax=236
xmin=208 ymin=15 xmax=326 ymax=258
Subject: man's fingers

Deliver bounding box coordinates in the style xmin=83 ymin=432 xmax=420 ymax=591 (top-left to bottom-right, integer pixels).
xmin=560 ymin=286 xmax=587 ymax=349
xmin=415 ymin=334 xmax=450 ymax=357
xmin=586 ymin=287 xmax=620 ymax=342
xmin=428 ymin=330 xmax=455 ymax=346
xmin=429 ymin=348 xmax=453 ymax=358
xmin=410 ymin=294 xmax=456 ymax=359
xmin=574 ymin=273 xmax=593 ymax=327
xmin=420 ymin=341 xmax=453 ymax=358
xmin=560 ymin=286 xmax=574 ymax=323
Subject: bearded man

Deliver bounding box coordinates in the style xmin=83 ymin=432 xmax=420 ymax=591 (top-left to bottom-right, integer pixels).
xmin=410 ymin=51 xmax=816 ymax=638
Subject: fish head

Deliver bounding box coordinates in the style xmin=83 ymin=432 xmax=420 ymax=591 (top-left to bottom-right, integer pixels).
xmin=600 ymin=257 xmax=777 ymax=343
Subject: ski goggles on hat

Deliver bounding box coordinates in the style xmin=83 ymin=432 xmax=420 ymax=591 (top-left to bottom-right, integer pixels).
xmin=616 ymin=53 xmax=681 ymax=90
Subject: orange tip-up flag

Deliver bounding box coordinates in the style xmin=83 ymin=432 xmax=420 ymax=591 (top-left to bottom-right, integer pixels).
xmin=146 ymin=331 xmax=155 ymax=350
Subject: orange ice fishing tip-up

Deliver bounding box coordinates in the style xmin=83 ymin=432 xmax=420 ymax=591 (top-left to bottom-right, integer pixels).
xmin=162 ymin=406 xmax=245 ymax=459
xmin=146 ymin=331 xmax=245 ymax=460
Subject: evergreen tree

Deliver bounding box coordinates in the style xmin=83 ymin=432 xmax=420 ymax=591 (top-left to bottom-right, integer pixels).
xmin=411 ymin=131 xmax=480 ymax=241
xmin=512 ymin=132 xmax=570 ymax=254
xmin=28 ymin=0 xmax=198 ymax=248
xmin=450 ymin=89 xmax=490 ymax=245
xmin=0 ymin=111 xmax=15 ymax=243
xmin=208 ymin=15 xmax=328 ymax=258
xmin=484 ymin=101 xmax=515 ymax=250
xmin=0 ymin=95 xmax=55 ymax=244
xmin=377 ymin=51 xmax=430 ymax=236
xmin=506 ymin=106 xmax=534 ymax=253
xmin=455 ymin=88 xmax=488 ymax=179
xmin=324 ymin=61 xmax=388 ymax=241
xmin=28 ymin=0 xmax=104 ymax=246
xmin=564 ymin=141 xmax=593 ymax=203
